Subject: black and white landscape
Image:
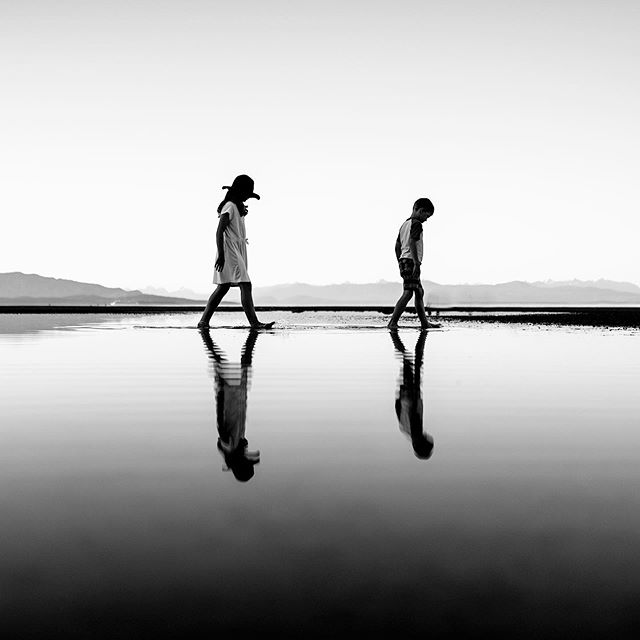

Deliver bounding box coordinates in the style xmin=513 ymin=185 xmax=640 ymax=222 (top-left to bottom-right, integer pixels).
xmin=3 ymin=271 xmax=640 ymax=306
xmin=2 ymin=0 xmax=640 ymax=638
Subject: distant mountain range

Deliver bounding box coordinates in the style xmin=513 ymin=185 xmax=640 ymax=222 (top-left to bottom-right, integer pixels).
xmin=0 ymin=272 xmax=205 ymax=305
xmin=252 ymin=280 xmax=640 ymax=306
xmin=140 ymin=285 xmax=208 ymax=300
xmin=2 ymin=272 xmax=640 ymax=306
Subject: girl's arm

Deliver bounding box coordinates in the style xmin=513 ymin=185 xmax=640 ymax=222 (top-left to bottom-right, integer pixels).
xmin=215 ymin=213 xmax=230 ymax=271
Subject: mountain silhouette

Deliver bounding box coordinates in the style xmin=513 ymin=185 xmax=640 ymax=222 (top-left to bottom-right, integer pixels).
xmin=2 ymin=272 xmax=640 ymax=306
xmin=252 ymin=280 xmax=640 ymax=306
xmin=0 ymin=272 xmax=205 ymax=305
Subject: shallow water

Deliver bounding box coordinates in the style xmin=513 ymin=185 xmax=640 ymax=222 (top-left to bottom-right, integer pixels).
xmin=1 ymin=313 xmax=639 ymax=638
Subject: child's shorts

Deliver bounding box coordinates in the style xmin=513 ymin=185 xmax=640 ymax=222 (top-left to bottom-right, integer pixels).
xmin=399 ymin=258 xmax=424 ymax=294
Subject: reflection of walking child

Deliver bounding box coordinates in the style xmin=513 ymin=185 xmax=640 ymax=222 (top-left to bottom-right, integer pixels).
xmin=390 ymin=330 xmax=434 ymax=460
xmin=198 ymin=175 xmax=274 ymax=329
xmin=200 ymin=328 xmax=261 ymax=482
xmin=388 ymin=198 xmax=440 ymax=329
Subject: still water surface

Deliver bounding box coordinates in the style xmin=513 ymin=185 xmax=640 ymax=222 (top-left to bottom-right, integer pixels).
xmin=1 ymin=313 xmax=639 ymax=638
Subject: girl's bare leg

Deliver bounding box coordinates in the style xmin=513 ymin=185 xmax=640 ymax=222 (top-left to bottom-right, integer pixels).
xmin=198 ymin=284 xmax=231 ymax=327
xmin=239 ymin=283 xmax=274 ymax=329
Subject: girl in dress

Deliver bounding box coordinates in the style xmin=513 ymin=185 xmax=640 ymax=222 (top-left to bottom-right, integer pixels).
xmin=198 ymin=175 xmax=274 ymax=329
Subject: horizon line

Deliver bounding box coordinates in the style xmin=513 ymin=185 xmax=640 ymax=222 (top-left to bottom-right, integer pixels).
xmin=3 ymin=271 xmax=640 ymax=291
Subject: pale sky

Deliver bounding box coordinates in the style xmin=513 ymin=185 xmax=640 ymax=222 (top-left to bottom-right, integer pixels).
xmin=1 ymin=0 xmax=639 ymax=291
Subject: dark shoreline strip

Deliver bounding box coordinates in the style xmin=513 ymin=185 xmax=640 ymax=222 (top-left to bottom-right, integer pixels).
xmin=1 ymin=305 xmax=639 ymax=327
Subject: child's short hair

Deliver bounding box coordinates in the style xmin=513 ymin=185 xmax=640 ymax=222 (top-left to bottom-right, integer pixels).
xmin=413 ymin=198 xmax=434 ymax=213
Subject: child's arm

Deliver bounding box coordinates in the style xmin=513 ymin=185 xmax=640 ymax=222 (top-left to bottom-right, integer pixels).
xmin=409 ymin=220 xmax=423 ymax=276
xmin=214 ymin=213 xmax=230 ymax=271
xmin=395 ymin=234 xmax=402 ymax=260
xmin=409 ymin=238 xmax=421 ymax=275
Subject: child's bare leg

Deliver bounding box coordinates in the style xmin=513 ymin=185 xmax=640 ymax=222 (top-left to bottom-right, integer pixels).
xmin=415 ymin=288 xmax=440 ymax=329
xmin=198 ymin=284 xmax=231 ymax=327
xmin=239 ymin=283 xmax=274 ymax=329
xmin=415 ymin=289 xmax=429 ymax=326
xmin=388 ymin=289 xmax=413 ymax=328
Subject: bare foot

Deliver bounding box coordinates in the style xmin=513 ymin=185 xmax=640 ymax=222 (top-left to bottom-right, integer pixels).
xmin=387 ymin=323 xmax=399 ymax=330
xmin=197 ymin=321 xmax=208 ymax=329
xmin=421 ymin=321 xmax=441 ymax=329
xmin=250 ymin=321 xmax=275 ymax=330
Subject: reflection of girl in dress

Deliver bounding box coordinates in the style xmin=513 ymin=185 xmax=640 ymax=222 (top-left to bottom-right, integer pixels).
xmin=200 ymin=329 xmax=261 ymax=483
xmin=198 ymin=175 xmax=274 ymax=329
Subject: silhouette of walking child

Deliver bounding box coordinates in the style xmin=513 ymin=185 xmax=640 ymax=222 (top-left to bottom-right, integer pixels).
xmin=198 ymin=175 xmax=274 ymax=329
xmin=200 ymin=328 xmax=261 ymax=482
xmin=390 ymin=330 xmax=434 ymax=459
xmin=388 ymin=198 xmax=440 ymax=329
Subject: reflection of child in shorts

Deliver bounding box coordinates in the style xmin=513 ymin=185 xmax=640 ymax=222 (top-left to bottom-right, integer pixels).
xmin=391 ymin=330 xmax=434 ymax=459
xmin=388 ymin=198 xmax=440 ymax=329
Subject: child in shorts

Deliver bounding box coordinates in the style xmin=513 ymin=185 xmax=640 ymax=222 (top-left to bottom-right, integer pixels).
xmin=388 ymin=197 xmax=440 ymax=329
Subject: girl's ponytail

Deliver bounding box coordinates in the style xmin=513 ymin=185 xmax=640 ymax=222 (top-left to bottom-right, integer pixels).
xmin=217 ymin=187 xmax=247 ymax=216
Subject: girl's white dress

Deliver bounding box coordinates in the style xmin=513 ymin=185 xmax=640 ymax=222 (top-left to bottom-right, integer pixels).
xmin=213 ymin=201 xmax=250 ymax=285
